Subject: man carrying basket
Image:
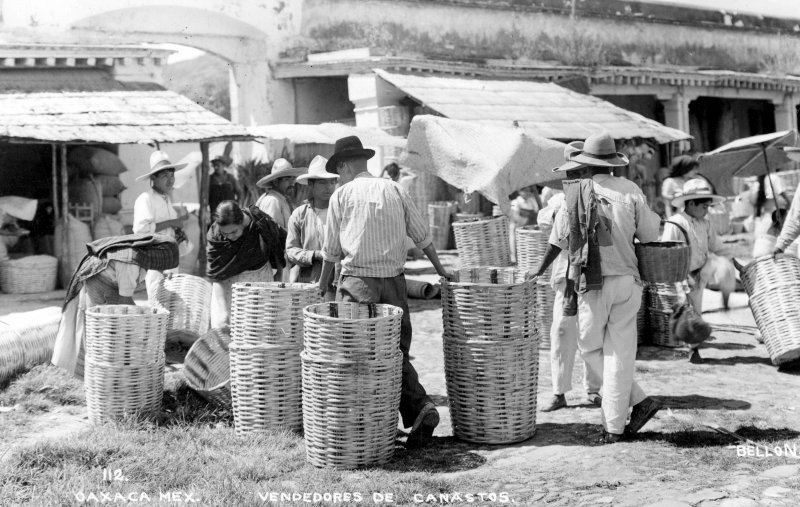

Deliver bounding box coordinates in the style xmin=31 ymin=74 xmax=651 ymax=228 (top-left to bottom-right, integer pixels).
xmin=532 ymin=132 xmax=662 ymax=443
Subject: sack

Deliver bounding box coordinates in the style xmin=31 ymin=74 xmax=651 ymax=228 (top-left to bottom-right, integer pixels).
xmin=68 ymin=147 xmax=127 ymax=176
xmin=94 ymin=175 xmax=126 ymax=196
xmin=101 ymin=196 xmax=122 ymax=215
xmin=669 ymin=301 xmax=712 ymax=345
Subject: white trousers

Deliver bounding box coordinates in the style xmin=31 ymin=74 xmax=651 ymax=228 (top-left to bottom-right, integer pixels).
xmin=550 ymin=281 xmax=602 ymax=395
xmin=578 ymin=275 xmax=647 ymax=434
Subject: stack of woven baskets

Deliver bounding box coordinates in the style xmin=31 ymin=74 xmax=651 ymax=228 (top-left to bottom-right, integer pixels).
xmin=229 ymin=282 xmax=319 ymax=435
xmin=83 ymin=305 xmax=168 ymax=424
xmin=453 ymin=216 xmax=511 ymax=268
xmin=441 ymin=268 xmax=538 ymax=444
xmin=739 ymin=255 xmax=800 ymax=366
xmin=515 ymin=225 xmax=554 ymax=348
xmin=302 ymin=301 xmax=403 ymax=468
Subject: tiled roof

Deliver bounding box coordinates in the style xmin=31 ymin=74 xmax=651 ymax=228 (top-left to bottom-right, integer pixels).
xmin=376 ymin=70 xmax=691 ymax=143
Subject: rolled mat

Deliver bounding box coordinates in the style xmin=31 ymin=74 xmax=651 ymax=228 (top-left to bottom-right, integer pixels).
xmin=0 ymin=306 xmax=61 ymax=384
xmin=406 ymin=279 xmax=440 ymax=299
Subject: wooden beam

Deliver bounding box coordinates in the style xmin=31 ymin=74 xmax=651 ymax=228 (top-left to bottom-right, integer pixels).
xmin=51 ymin=144 xmax=58 ymax=220
xmin=198 ymin=142 xmax=210 ymax=277
xmin=60 ymin=144 xmax=69 ymax=281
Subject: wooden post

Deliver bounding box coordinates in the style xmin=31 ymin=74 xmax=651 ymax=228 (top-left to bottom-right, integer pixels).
xmin=51 ymin=144 xmax=59 ymax=220
xmin=198 ymin=142 xmax=210 ymax=277
xmin=60 ymin=144 xmax=69 ymax=275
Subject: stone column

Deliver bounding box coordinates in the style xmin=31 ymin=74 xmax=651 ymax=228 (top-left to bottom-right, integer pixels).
xmin=659 ymin=90 xmax=695 ymax=152
xmin=773 ymin=93 xmax=798 ymax=132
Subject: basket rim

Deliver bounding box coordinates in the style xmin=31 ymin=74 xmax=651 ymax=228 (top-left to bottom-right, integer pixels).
xmin=452 ymin=215 xmax=505 ymax=225
xmin=229 ymin=341 xmax=301 ymax=352
xmin=300 ymin=348 xmax=402 ymax=364
xmin=442 ymin=267 xmax=533 ymax=288
xmin=740 ymin=254 xmax=799 ymax=273
xmin=231 ymin=281 xmax=318 ymax=291
xmin=85 ymin=304 xmax=169 ymax=317
xmin=302 ymin=302 xmax=404 ymax=321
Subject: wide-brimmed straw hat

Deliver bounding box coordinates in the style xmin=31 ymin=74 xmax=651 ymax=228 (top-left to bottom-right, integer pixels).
xmin=296 ymin=155 xmax=338 ymax=185
xmin=135 ymin=151 xmax=188 ymax=181
xmin=256 ymin=158 xmax=307 ymax=188
xmin=566 ymin=132 xmax=629 ymax=168
xmin=552 ymin=141 xmax=586 ymax=172
xmin=325 ymin=136 xmax=375 ymax=173
xmin=671 ymin=178 xmax=725 ymax=207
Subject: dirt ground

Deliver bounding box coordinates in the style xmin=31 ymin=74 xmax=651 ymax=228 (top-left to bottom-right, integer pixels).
xmin=3 ymin=252 xmax=800 ymax=505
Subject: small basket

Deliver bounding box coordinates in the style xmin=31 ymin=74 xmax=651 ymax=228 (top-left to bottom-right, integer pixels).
xmin=443 ymin=334 xmax=538 ymax=444
xmin=515 ymin=226 xmax=552 ymax=279
xmin=0 ymin=255 xmax=58 ymax=294
xmin=231 ymin=282 xmax=320 ymax=346
xmin=301 ymin=350 xmax=402 ymax=469
xmin=535 ymin=281 xmax=554 ymax=349
xmin=84 ymin=358 xmax=164 ymax=424
xmin=428 ymin=201 xmax=458 ymax=227
xmin=647 ymin=308 xmax=678 ymax=347
xmin=151 ymin=273 xmax=212 ymax=337
xmin=740 ymin=255 xmax=800 ymax=365
xmin=441 ymin=268 xmax=536 ymax=342
xmin=645 ymin=283 xmax=681 ymax=347
xmin=635 ymin=241 xmax=690 ymax=283
xmin=303 ymin=302 xmax=402 ymax=361
xmin=230 ymin=342 xmax=303 ymax=435
xmin=183 ymin=327 xmax=232 ymax=409
xmin=85 ymin=305 xmax=168 ymax=364
xmin=452 ymin=216 xmax=512 ymax=268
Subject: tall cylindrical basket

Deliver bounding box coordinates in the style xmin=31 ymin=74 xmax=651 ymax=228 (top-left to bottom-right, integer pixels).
xmin=515 ymin=225 xmax=552 ymax=279
xmin=231 ymin=282 xmax=320 ymax=346
xmin=535 ymin=281 xmax=554 ymax=349
xmin=441 ymin=268 xmax=538 ymax=444
xmin=84 ymin=305 xmax=167 ymax=424
xmin=302 ymin=302 xmax=403 ymax=468
xmin=428 ymin=201 xmax=458 ymax=251
xmin=740 ymin=255 xmax=800 ymax=365
xmin=150 ymin=273 xmax=212 ymax=338
xmin=452 ymin=216 xmax=511 ymax=268
xmin=646 ymin=283 xmax=681 ymax=348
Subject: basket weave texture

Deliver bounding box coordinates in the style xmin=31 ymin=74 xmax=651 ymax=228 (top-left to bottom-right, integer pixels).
xmin=302 ymin=302 xmax=403 ymax=468
xmin=428 ymin=201 xmax=458 ymax=251
xmin=0 ymin=307 xmax=60 ymax=384
xmin=0 ymin=255 xmax=58 ymax=294
xmin=515 ymin=225 xmax=552 ymax=279
xmin=301 ymin=350 xmax=402 ymax=469
xmin=741 ymin=255 xmax=800 ymax=365
xmin=303 ymin=302 xmax=402 ymax=361
xmin=453 ymin=216 xmax=512 ymax=269
xmin=637 ymin=286 xmax=649 ymax=345
xmin=645 ymin=283 xmax=681 ymax=348
xmin=150 ymin=273 xmax=211 ymax=337
xmin=441 ymin=268 xmax=538 ymax=444
xmin=230 ymin=342 xmax=303 ymax=435
xmin=183 ymin=327 xmax=232 ymax=409
xmin=635 ymin=240 xmax=690 ymax=283
xmin=535 ymin=281 xmax=554 ymax=349
xmin=231 ymin=282 xmax=320 ymax=346
xmin=84 ymin=305 xmax=167 ymax=424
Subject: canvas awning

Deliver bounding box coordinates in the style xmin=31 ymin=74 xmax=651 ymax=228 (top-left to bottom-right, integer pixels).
xmin=250 ymin=123 xmax=405 ymax=148
xmin=375 ymin=69 xmax=691 ymax=144
xmin=0 ymin=89 xmax=253 ymax=144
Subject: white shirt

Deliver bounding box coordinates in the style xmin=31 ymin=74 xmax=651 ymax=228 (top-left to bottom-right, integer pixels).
xmin=133 ymin=189 xmax=177 ymax=239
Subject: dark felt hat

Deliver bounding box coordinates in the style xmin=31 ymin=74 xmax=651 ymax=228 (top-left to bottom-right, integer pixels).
xmin=326 ymin=136 xmax=375 ymax=172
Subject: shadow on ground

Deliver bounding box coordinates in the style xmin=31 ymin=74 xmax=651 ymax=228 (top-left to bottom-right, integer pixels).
xmin=387 ymin=438 xmax=486 ymax=473
xmin=699 ymin=356 xmax=774 ymax=366
xmin=632 ymin=426 xmax=800 ymax=448
xmin=651 ymin=394 xmax=751 ymax=410
xmin=702 ymin=342 xmax=755 ymax=351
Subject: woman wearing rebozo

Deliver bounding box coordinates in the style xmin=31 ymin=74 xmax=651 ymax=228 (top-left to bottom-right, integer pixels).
xmin=51 ymin=233 xmax=179 ymax=380
xmin=206 ymin=200 xmax=287 ymax=327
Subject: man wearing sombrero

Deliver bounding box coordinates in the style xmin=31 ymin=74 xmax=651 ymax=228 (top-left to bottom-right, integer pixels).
xmin=255 ymin=158 xmax=306 ymax=230
xmin=132 ymin=150 xmax=190 ymax=296
xmin=663 ymin=178 xmax=732 ymax=362
xmin=319 ymin=135 xmax=453 ymax=449
xmin=535 ymin=132 xmax=662 ymax=443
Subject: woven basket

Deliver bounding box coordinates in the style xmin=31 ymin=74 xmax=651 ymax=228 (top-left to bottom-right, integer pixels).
xmin=303 ymin=302 xmax=402 ymax=361
xmin=740 ymin=255 xmax=800 ymax=365
xmin=0 ymin=307 xmax=61 ymax=380
xmin=452 ymin=216 xmax=511 ymax=268
xmin=428 ymin=201 xmax=458 ymax=227
xmin=0 ymin=330 xmax=25 ymax=384
xmin=301 ymin=350 xmax=402 ymax=468
xmin=645 ymin=283 xmax=681 ymax=347
xmin=515 ymin=225 xmax=552 ymax=279
xmin=443 ymin=335 xmax=538 ymax=444
xmin=183 ymin=327 xmax=232 ymax=409
xmin=535 ymin=281 xmax=554 ymax=349
xmin=637 ymin=287 xmax=649 ymax=345
xmin=441 ymin=268 xmax=536 ymax=342
xmin=635 ymin=240 xmax=690 ymax=284
xmin=230 ymin=342 xmax=303 ymax=435
xmin=0 ymin=255 xmax=58 ymax=294
xmin=85 ymin=305 xmax=168 ymax=364
xmin=150 ymin=273 xmax=212 ymax=337
xmin=231 ymin=282 xmax=320 ymax=346
xmin=85 ymin=358 xmax=164 ymax=424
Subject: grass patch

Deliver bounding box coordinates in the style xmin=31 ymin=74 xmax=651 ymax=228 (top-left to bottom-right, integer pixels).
xmin=0 ymin=364 xmax=84 ymax=413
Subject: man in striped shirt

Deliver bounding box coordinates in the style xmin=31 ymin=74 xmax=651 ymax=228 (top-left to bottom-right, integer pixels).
xmin=320 ymin=136 xmax=452 ymax=449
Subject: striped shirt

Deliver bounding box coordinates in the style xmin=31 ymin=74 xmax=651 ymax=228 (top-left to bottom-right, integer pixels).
xmin=323 ymin=173 xmax=432 ymax=278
